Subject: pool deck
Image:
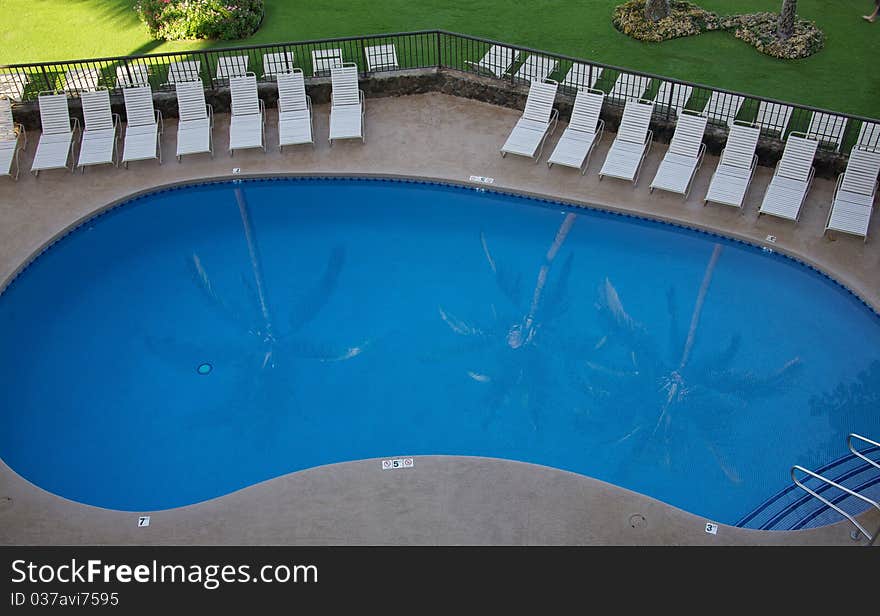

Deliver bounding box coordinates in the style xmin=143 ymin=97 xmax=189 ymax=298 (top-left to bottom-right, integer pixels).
xmin=1 ymin=92 xmax=878 ymax=546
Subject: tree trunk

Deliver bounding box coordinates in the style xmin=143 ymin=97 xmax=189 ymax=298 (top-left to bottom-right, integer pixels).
xmin=778 ymin=0 xmax=797 ymax=40
xmin=644 ymin=0 xmax=671 ymax=22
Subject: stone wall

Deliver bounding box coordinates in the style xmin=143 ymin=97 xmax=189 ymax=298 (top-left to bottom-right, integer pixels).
xmin=9 ymin=67 xmax=848 ymax=179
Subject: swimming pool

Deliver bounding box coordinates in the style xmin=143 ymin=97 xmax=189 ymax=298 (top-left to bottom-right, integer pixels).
xmin=1 ymin=177 xmax=878 ymax=524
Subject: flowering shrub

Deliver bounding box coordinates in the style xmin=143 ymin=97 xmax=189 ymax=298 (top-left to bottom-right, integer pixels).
xmin=612 ymin=1 xmax=824 ymax=59
xmin=135 ymin=0 xmax=264 ymax=41
xmin=612 ymin=1 xmax=723 ymax=42
xmin=721 ymin=12 xmax=824 ymax=60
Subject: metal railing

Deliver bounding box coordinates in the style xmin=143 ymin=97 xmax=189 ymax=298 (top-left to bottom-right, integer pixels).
xmin=791 ymin=465 xmax=880 ymax=545
xmin=848 ymin=433 xmax=880 ymax=471
xmin=2 ymin=30 xmax=879 ymax=154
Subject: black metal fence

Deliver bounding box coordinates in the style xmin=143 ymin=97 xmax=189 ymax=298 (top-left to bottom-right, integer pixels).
xmin=1 ymin=30 xmax=878 ymax=155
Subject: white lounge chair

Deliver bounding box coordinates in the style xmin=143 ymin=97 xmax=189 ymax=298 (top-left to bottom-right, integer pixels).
xmin=757 ymin=132 xmax=819 ymax=222
xmin=0 ymin=72 xmax=28 ymax=101
xmin=598 ymin=98 xmax=654 ymax=184
xmin=365 ymin=44 xmax=399 ymax=72
xmin=857 ymin=121 xmax=880 ymax=152
xmin=560 ymin=63 xmax=602 ymax=92
xmin=466 ymin=45 xmax=520 ymax=78
xmin=649 ymin=110 xmax=708 ymax=198
xmin=165 ymin=61 xmax=201 ymax=87
xmin=31 ymin=92 xmax=78 ymax=175
xmin=277 ymin=69 xmax=313 ymax=150
xmin=702 ymin=91 xmax=745 ymax=127
xmin=0 ymin=96 xmax=26 ymax=180
xmin=262 ymin=51 xmax=295 ymax=79
xmin=121 ymin=85 xmax=162 ymax=167
xmin=77 ymin=88 xmax=119 ymax=171
xmin=547 ymin=87 xmax=605 ymax=174
xmin=806 ymin=112 xmax=848 ymax=152
xmin=703 ymin=121 xmax=760 ymax=209
xmin=228 ymin=73 xmax=265 ymax=155
xmin=328 ymin=63 xmax=364 ymax=145
xmin=215 ymin=55 xmax=249 ymax=85
xmin=654 ymin=81 xmax=693 ymax=118
xmin=312 ymin=48 xmax=343 ymax=77
xmin=513 ymin=55 xmax=558 ymax=84
xmin=755 ymin=101 xmax=793 ymax=137
xmin=500 ymin=78 xmax=559 ymax=161
xmin=115 ymin=63 xmax=150 ymax=88
xmin=174 ymin=79 xmax=213 ymax=161
xmin=64 ymin=68 xmax=100 ymax=94
xmin=608 ymin=73 xmax=651 ymax=103
xmin=824 ymin=147 xmax=880 ymax=241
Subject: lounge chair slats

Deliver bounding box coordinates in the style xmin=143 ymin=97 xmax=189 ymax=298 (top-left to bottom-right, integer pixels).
xmin=175 ymin=79 xmax=213 ymax=159
xmin=262 ymin=52 xmax=295 ymax=79
xmin=77 ymin=89 xmax=118 ymax=169
xmin=758 ymin=133 xmax=819 ymax=221
xmin=857 ymin=121 xmax=880 ymax=152
xmin=31 ymin=93 xmax=76 ymax=175
xmin=467 ymin=45 xmax=519 ymax=78
xmin=122 ymin=85 xmax=161 ymax=166
xmin=0 ymin=96 xmax=24 ymax=180
xmin=806 ymin=112 xmax=847 ymax=152
xmin=365 ymin=44 xmax=399 ymax=72
xmin=229 ymin=73 xmax=264 ymax=153
xmin=547 ymin=88 xmax=605 ymax=173
xmin=755 ymin=101 xmax=793 ymax=135
xmin=703 ymin=91 xmax=744 ymax=127
xmin=598 ymin=98 xmax=654 ymax=183
xmin=824 ymin=148 xmax=880 ymax=239
xmin=329 ymin=63 xmax=364 ymax=144
xmin=703 ymin=123 xmax=760 ymax=208
xmin=312 ymin=49 xmax=343 ymax=77
xmin=277 ymin=69 xmax=313 ymax=148
xmin=560 ymin=63 xmax=602 ymax=91
xmin=500 ymin=79 xmax=559 ymax=160
xmin=608 ymin=74 xmax=651 ymax=103
xmin=649 ymin=111 xmax=708 ymax=197
xmin=513 ymin=55 xmax=558 ymax=83
xmin=655 ymin=81 xmax=693 ymax=117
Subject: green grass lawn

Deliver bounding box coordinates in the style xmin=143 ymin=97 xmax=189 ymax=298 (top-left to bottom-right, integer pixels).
xmin=0 ymin=1 xmax=877 ymax=118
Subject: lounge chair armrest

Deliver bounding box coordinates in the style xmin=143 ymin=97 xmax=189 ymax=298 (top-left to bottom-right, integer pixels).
xmin=832 ymin=172 xmax=844 ymax=201
xmin=112 ymin=113 xmax=121 ymax=132
xmin=548 ymin=108 xmax=559 ymax=134
xmin=15 ymin=123 xmax=27 ymax=149
xmin=750 ymin=153 xmax=758 ymax=172
xmin=156 ymin=109 xmax=164 ymax=134
xmin=306 ymin=94 xmax=312 ymax=113
xmin=697 ymin=142 xmax=706 ymax=166
xmin=359 ymin=89 xmax=365 ymax=106
xmin=644 ymin=129 xmax=653 ymax=155
xmin=206 ymin=104 xmax=214 ymax=128
xmin=71 ymin=117 xmax=81 ymax=137
xmin=806 ymin=165 xmax=815 ymax=190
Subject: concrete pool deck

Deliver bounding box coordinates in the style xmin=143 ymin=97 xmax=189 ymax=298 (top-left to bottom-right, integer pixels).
xmin=0 ymin=92 xmax=878 ymax=546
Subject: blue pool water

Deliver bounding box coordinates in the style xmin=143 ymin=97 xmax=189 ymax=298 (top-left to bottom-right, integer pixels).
xmin=1 ymin=178 xmax=879 ymax=523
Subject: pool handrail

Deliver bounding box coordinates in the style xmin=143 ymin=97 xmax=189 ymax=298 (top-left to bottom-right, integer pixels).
xmin=848 ymin=433 xmax=880 ymax=472
xmin=790 ymin=464 xmax=880 ymax=546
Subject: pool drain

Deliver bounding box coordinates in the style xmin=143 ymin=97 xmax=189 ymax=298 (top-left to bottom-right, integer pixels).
xmin=628 ymin=513 xmax=647 ymax=529
xmin=197 ymin=363 xmax=213 ymax=375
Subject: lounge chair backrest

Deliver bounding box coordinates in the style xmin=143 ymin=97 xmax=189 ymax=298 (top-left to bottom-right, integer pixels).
xmin=756 ymin=101 xmax=793 ymax=133
xmin=175 ymin=79 xmax=207 ymax=122
xmin=521 ymin=79 xmax=558 ymax=124
xmin=806 ymin=112 xmax=847 ymax=151
xmin=617 ymin=99 xmax=654 ymax=144
xmin=38 ymin=93 xmax=71 ymax=135
xmin=0 ymin=97 xmax=14 ymax=138
xmin=116 ymin=63 xmax=149 ymax=88
xmin=840 ymin=147 xmax=880 ymax=196
xmin=562 ymin=63 xmax=602 ymax=90
xmin=263 ymin=51 xmax=295 ymax=78
xmin=123 ymin=85 xmax=156 ymax=127
xmin=277 ymin=69 xmax=308 ymax=113
xmin=517 ymin=55 xmax=557 ymax=82
xmin=330 ymin=63 xmax=360 ymax=107
xmin=857 ymin=121 xmax=880 ymax=152
xmin=230 ymin=73 xmax=260 ymax=116
xmin=667 ymin=111 xmax=707 ymax=158
xmin=704 ymin=91 xmax=744 ymax=126
xmin=168 ymin=61 xmax=200 ymax=84
xmin=611 ymin=73 xmax=651 ymax=101
xmin=655 ymin=82 xmax=693 ymax=115
xmin=720 ymin=123 xmax=760 ymax=169
xmin=567 ymin=89 xmax=604 ymax=133
xmin=776 ymin=134 xmax=818 ymax=183
xmin=81 ymin=89 xmax=114 ymax=132
xmin=482 ymin=45 xmax=516 ymax=73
